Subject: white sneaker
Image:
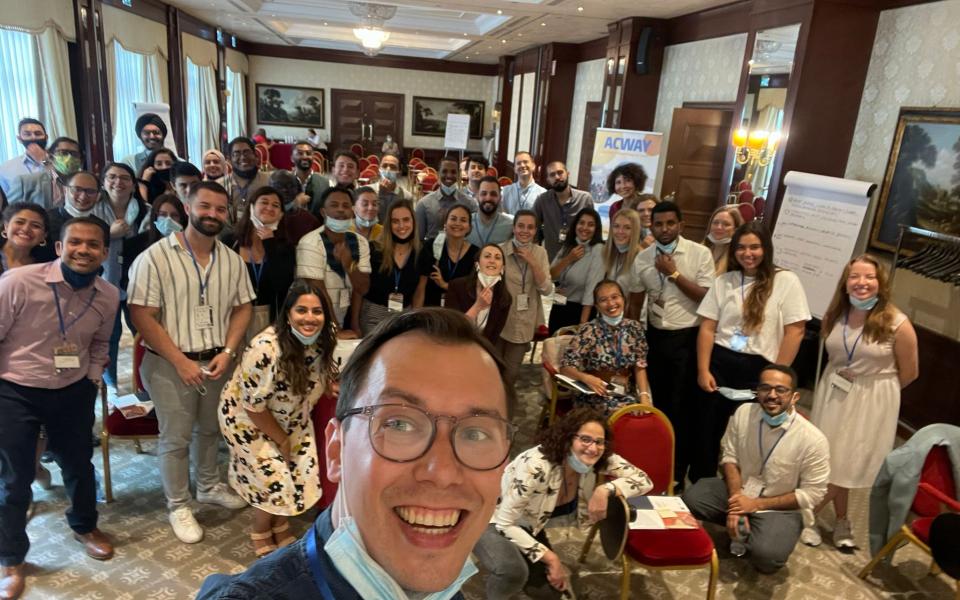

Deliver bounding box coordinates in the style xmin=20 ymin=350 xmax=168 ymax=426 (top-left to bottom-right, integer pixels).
xmin=833 ymin=518 xmax=856 ymax=549
xmin=196 ymin=483 xmax=247 ymax=510
xmin=169 ymin=506 xmax=204 ymax=544
xmin=800 ymin=525 xmax=822 ymax=546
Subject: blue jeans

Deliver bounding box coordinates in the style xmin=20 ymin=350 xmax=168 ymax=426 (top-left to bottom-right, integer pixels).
xmin=104 ymin=300 xmax=134 ymax=388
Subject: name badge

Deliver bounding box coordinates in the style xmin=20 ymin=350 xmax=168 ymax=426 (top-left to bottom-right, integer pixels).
xmin=194 ymin=305 xmax=214 ymax=329
xmin=387 ymin=293 xmax=404 ymax=313
xmin=742 ymin=476 xmax=764 ymax=499
xmin=730 ymin=328 xmax=749 ymax=352
xmin=558 ymin=231 xmax=567 ymax=243
xmin=53 ymin=342 xmax=81 ymax=370
xmin=339 ymin=289 xmax=351 ymax=309
xmin=516 ymin=293 xmax=529 ymax=311
xmin=830 ymin=372 xmax=853 ymax=395
xmin=439 ymin=293 xmax=446 ymax=308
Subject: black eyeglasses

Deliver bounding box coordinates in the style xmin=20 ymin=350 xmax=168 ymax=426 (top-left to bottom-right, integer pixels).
xmin=338 ymin=403 xmax=516 ymax=471
xmin=573 ymin=434 xmax=606 ymax=448
xmin=756 ymin=384 xmax=793 ymax=396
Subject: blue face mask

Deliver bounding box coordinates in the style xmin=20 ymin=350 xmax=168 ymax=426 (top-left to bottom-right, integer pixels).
xmin=60 ymin=261 xmax=98 ymax=289
xmin=155 ymin=216 xmax=182 ymax=237
xmin=379 ymin=168 xmax=398 ymax=183
xmin=324 ymin=216 xmax=353 ymax=233
xmin=601 ymin=313 xmax=624 ymax=327
xmin=567 ymin=451 xmax=592 ymax=474
xmin=355 ymin=215 xmax=378 ymax=229
xmin=761 ymin=410 xmax=790 ymax=427
xmin=655 ymin=239 xmax=678 ymax=254
xmin=849 ymin=294 xmax=879 ymax=311
xmin=325 ymin=516 xmax=477 ymax=600
xmin=290 ymin=325 xmax=320 ymax=346
xmin=615 ymin=242 xmax=630 ymax=253
xmin=440 ymin=183 xmax=458 ymax=196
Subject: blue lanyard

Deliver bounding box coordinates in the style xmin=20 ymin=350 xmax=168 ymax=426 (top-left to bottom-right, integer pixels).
xmin=512 ymin=254 xmax=528 ymax=289
xmin=842 ymin=311 xmax=864 ymax=366
xmin=758 ymin=415 xmax=792 ymax=474
xmin=600 ymin=320 xmax=624 ymax=368
xmin=444 ymin=240 xmax=464 ymax=276
xmin=305 ymin=522 xmax=336 ymax=600
xmin=181 ymin=234 xmax=216 ymax=303
xmin=50 ymin=284 xmax=98 ymax=340
xmin=250 ymin=258 xmax=266 ymax=290
xmin=393 ymin=267 xmax=402 ymax=292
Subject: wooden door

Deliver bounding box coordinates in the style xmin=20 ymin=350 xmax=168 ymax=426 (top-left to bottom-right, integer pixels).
xmin=660 ymin=107 xmax=733 ymax=241
xmin=331 ymin=90 xmax=404 ymax=156
xmin=577 ymin=101 xmax=602 ymax=190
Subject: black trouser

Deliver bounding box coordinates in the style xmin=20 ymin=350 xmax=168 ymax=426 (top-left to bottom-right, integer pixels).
xmin=548 ymin=302 xmax=594 ymax=334
xmin=0 ymin=378 xmax=99 ymax=566
xmin=689 ymin=345 xmax=767 ymax=484
xmin=645 ymin=324 xmax=699 ymax=489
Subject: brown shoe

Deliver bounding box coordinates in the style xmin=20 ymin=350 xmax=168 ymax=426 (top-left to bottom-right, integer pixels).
xmin=0 ymin=564 xmax=25 ymax=600
xmin=73 ymin=529 xmax=114 ymax=560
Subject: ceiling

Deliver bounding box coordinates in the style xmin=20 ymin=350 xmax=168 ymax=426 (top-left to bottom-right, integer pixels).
xmin=167 ymin=0 xmax=737 ymax=64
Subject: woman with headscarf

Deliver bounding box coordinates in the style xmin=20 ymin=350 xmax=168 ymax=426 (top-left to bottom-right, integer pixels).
xmin=202 ymin=149 xmax=228 ymax=181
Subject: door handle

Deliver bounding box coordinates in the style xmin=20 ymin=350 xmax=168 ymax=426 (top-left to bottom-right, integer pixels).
xmin=666 ymin=164 xmax=674 ymax=170
xmin=360 ymin=121 xmax=367 ymax=140
xmin=369 ymin=122 xmax=374 ymax=140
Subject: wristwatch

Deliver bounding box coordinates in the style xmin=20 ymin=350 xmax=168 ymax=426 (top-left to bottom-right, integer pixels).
xmin=222 ymin=347 xmax=236 ymax=360
xmin=667 ymin=271 xmax=681 ymax=282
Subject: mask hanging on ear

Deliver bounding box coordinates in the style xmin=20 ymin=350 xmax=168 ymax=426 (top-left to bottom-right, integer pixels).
xmin=849 ymin=295 xmax=879 ymax=311
xmin=567 ymin=452 xmax=592 ymax=474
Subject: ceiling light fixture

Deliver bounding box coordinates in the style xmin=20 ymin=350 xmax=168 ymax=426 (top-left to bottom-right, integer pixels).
xmin=496 ymin=9 xmax=502 ymax=14
xmin=349 ymin=2 xmax=397 ymax=56
xmin=577 ymin=6 xmax=584 ymax=12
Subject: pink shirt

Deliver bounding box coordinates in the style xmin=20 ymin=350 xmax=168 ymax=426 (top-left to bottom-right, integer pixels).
xmin=0 ymin=259 xmax=119 ymax=388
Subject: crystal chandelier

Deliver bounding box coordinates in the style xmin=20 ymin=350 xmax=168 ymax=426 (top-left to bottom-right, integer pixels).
xmin=349 ymin=2 xmax=397 ymax=56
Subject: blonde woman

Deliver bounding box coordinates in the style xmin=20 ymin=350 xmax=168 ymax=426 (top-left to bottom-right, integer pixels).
xmin=603 ymin=208 xmax=641 ymax=289
xmin=702 ymin=206 xmax=744 ymax=274
xmin=805 ymin=255 xmax=918 ymax=549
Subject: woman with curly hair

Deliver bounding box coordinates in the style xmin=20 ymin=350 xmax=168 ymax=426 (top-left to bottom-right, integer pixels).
xmin=804 ymin=255 xmax=918 ymax=549
xmin=606 ymin=162 xmax=647 ymax=221
xmin=218 ymin=280 xmax=338 ymax=558
xmin=692 ymin=221 xmax=810 ymax=483
xmin=473 ymin=407 xmax=652 ymax=599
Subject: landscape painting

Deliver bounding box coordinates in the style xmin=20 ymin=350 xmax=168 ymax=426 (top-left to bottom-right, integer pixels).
xmin=412 ymin=96 xmax=485 ymax=139
xmin=255 ymin=84 xmax=325 ymax=128
xmin=871 ymin=108 xmax=960 ymax=251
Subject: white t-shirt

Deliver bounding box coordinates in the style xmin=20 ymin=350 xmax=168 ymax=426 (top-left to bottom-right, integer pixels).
xmin=631 ymin=236 xmax=715 ymax=330
xmin=296 ymin=227 xmax=372 ymax=324
xmin=697 ymin=269 xmax=810 ymax=362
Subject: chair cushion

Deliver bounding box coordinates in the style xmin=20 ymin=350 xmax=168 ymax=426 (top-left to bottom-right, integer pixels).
xmin=105 ymin=409 xmax=159 ymax=437
xmin=624 ymin=527 xmax=715 ymax=567
xmin=911 ymin=516 xmax=936 ymax=544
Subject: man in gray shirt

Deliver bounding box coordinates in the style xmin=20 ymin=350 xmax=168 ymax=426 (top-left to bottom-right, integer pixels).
xmin=415 ymin=157 xmax=477 ymax=241
xmin=533 ymin=160 xmax=594 ymax=261
xmin=466 ymin=176 xmax=513 ymax=247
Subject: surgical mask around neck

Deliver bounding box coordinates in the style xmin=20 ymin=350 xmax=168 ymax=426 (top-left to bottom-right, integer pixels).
xmin=64 ymin=201 xmax=94 ymax=218
xmin=355 ymin=215 xmax=378 ymax=229
xmin=290 ymin=325 xmax=320 ymax=346
xmin=761 ymin=409 xmax=790 ymax=427
xmin=615 ymin=242 xmax=630 ymax=253
xmin=380 ymin=168 xmax=398 ymax=183
xmin=655 ymin=239 xmax=679 ymax=254
xmin=155 ymin=216 xmax=182 ymax=237
xmin=60 ymin=261 xmax=98 ymax=289
xmin=512 ymin=239 xmax=531 ymax=249
xmin=601 ymin=312 xmax=624 ymax=327
xmin=439 ymin=183 xmax=458 ymax=196
xmin=324 ymin=216 xmax=353 ymax=233
xmin=251 ymin=213 xmax=279 ymax=231
xmin=707 ymin=232 xmax=731 ymax=245
xmin=849 ymin=294 xmax=879 ymax=311
xmin=477 ymin=270 xmax=501 ymax=288
xmin=567 ymin=451 xmax=591 ymax=474
xmin=392 ymin=232 xmax=413 ymax=244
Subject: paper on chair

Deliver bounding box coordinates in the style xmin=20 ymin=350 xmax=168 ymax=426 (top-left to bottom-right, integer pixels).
xmin=629 ymin=510 xmax=666 ymax=530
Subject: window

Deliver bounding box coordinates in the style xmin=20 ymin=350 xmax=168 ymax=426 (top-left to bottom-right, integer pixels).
xmin=112 ymin=41 xmax=161 ymax=164
xmin=185 ymin=58 xmax=204 ymax=164
xmin=0 ymin=28 xmax=41 ymax=162
xmin=226 ymin=67 xmax=246 ymax=141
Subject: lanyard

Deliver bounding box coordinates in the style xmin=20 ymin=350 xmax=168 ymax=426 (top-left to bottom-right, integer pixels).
xmin=842 ymin=311 xmax=864 ymax=366
xmin=444 ymin=240 xmax=465 ymax=276
xmin=181 ymin=234 xmax=216 ymax=303
xmin=740 ymin=271 xmax=751 ymax=304
xmin=758 ymin=415 xmax=792 ymax=474
xmin=250 ymin=258 xmax=267 ymax=290
xmin=512 ymin=254 xmax=528 ymax=290
xmin=477 ymin=213 xmax=500 ymax=246
xmin=613 ymin=252 xmax=625 ymax=279
xmin=393 ymin=267 xmax=402 ymax=292
xmin=50 ymin=284 xmax=98 ymax=340
xmin=600 ymin=320 xmax=624 ymax=368
xmin=305 ymin=522 xmax=337 ymax=600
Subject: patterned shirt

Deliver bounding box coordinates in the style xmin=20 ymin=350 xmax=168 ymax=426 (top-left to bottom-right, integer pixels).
xmin=560 ymin=318 xmax=648 ymax=373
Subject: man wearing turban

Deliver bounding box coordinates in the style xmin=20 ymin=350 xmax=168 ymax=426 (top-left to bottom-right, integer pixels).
xmin=122 ymin=113 xmax=171 ymax=173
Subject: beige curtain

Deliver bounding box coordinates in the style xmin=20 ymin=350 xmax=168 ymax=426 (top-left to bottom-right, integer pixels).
xmin=199 ymin=62 xmax=219 ymax=155
xmin=106 ymin=40 xmax=168 ymax=161
xmin=228 ymin=69 xmax=247 ymax=138
xmin=0 ymin=0 xmax=75 ymax=39
xmin=35 ymin=25 xmax=77 ymax=139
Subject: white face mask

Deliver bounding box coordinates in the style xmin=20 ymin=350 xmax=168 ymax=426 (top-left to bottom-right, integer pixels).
xmin=707 ymin=232 xmax=731 ymax=245
xmin=251 ymin=213 xmax=279 ymax=231
xmin=477 ymin=271 xmax=502 ymax=288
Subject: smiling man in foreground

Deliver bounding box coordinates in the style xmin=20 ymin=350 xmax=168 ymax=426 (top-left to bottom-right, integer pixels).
xmin=197 ymin=308 xmax=516 ymax=599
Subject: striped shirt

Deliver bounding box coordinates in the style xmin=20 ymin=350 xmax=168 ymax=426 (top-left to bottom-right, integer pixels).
xmin=127 ymin=233 xmax=256 ymax=352
xmin=295 ymin=227 xmax=371 ymax=324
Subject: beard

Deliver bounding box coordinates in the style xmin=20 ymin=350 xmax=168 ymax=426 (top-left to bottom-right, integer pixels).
xmin=296 ymin=158 xmax=312 ymax=171
xmin=234 ymin=166 xmax=259 ymax=180
xmin=480 ymin=201 xmax=499 ymax=215
xmin=552 ymin=180 xmax=568 ymax=192
xmin=190 ymin=214 xmax=224 ymax=237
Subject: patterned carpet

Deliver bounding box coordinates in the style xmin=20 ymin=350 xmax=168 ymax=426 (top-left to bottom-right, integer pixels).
xmin=18 ymin=337 xmax=957 ymax=599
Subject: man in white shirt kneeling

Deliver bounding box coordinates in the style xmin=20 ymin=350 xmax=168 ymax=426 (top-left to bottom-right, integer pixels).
xmin=682 ymin=364 xmax=829 ymax=573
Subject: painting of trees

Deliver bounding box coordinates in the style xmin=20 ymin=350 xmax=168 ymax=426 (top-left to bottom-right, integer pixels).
xmin=255 ymin=84 xmax=325 ymax=128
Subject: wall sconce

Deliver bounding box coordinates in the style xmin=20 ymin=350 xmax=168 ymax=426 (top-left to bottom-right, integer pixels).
xmin=491 ymin=102 xmax=502 ymax=123
xmin=732 ymin=128 xmax=781 ymax=167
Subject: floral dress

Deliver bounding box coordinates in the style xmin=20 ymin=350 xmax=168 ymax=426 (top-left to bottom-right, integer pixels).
xmin=559 ymin=317 xmax=649 ymax=415
xmin=219 ymin=327 xmax=327 ymax=515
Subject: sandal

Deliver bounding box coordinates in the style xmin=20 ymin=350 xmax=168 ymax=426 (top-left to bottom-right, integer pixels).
xmin=250 ymin=530 xmax=277 ymax=558
xmin=272 ymin=522 xmax=297 ymax=548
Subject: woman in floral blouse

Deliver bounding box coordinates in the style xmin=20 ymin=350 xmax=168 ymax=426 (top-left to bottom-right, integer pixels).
xmin=218 ymin=280 xmax=338 ymax=557
xmin=559 ymin=279 xmax=652 ymax=415
xmin=474 ymin=408 xmax=652 ymax=598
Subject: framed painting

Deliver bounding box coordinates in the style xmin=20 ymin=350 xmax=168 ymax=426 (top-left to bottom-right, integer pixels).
xmin=412 ymin=96 xmax=485 ymax=139
xmin=871 ymin=107 xmax=960 ymax=251
xmin=255 ymin=84 xmax=325 ymax=128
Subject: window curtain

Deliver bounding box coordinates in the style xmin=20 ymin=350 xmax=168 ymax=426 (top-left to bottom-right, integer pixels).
xmin=185 ymin=58 xmax=219 ymax=164
xmin=226 ymin=68 xmax=246 ymax=140
xmin=0 ymin=23 xmax=76 ymax=162
xmin=106 ymin=40 xmax=167 ymax=163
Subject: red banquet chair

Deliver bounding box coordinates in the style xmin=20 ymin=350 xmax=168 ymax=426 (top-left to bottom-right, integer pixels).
xmin=350 ymin=143 xmax=364 ymax=157
xmin=579 ymin=404 xmax=718 ymax=600
xmin=753 ymin=196 xmax=766 ymax=220
xmin=254 ymin=143 xmax=271 ymax=171
xmin=411 ymin=148 xmax=425 ymax=160
xmin=366 ymin=155 xmax=379 ymax=166
xmin=311 ymin=394 xmax=339 ymax=511
xmin=420 ymin=174 xmax=439 ymax=193
xmin=486 ymin=166 xmax=498 ymax=178
xmin=498 ymin=176 xmax=513 ymax=187
xmin=100 ymin=334 xmax=160 ymax=503
xmin=860 ymin=445 xmax=960 ymax=587
xmin=737 ymin=201 xmax=756 ymax=223
xmin=358 ymin=157 xmax=370 ymax=172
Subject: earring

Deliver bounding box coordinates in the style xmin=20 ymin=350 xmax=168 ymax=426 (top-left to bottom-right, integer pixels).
xmin=0 ymin=231 xmax=6 ymax=239
xmin=38 ymin=238 xmax=47 ymax=246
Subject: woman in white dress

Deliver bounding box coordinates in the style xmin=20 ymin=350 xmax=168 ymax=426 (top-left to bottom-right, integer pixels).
xmin=219 ymin=280 xmax=338 ymax=557
xmin=701 ymin=205 xmax=743 ymax=274
xmin=805 ymin=254 xmax=918 ymax=549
